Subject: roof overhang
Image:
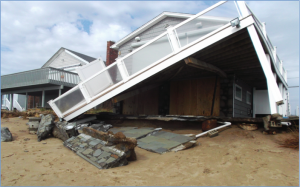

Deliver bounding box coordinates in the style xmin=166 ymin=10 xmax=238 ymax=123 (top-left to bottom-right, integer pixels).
xmin=110 ymin=12 xmax=194 ymax=49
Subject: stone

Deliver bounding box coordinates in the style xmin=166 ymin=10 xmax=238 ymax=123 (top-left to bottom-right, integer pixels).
xmin=81 ymin=148 xmax=93 ymax=155
xmin=93 ymin=149 xmax=102 ymax=157
xmin=37 ymin=114 xmax=55 ymax=142
xmin=1 ymin=127 xmax=13 ymax=142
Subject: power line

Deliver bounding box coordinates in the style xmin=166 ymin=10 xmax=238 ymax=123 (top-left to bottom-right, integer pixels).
xmin=288 ymin=86 xmax=299 ymax=88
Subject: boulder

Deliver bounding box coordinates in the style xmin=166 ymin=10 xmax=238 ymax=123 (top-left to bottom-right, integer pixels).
xmin=37 ymin=114 xmax=55 ymax=142
xmin=1 ymin=127 xmax=13 ymax=142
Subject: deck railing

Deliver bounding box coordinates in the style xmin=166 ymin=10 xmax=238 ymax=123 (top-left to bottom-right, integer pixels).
xmin=49 ymin=1 xmax=242 ymax=118
xmin=245 ymin=4 xmax=287 ymax=84
xmin=1 ymin=67 xmax=80 ymax=89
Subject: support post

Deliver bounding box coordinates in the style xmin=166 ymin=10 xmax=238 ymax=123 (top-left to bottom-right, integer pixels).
xmin=247 ymin=25 xmax=283 ymax=114
xmin=59 ymin=89 xmax=62 ymax=96
xmin=42 ymin=90 xmax=45 ymax=108
xmin=25 ymin=93 xmax=28 ymax=110
xmin=10 ymin=94 xmax=13 ymax=111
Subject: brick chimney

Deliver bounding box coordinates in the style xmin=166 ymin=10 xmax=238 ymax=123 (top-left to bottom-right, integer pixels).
xmin=106 ymin=41 xmax=118 ymax=66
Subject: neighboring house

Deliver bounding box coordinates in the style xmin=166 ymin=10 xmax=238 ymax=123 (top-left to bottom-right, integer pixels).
xmin=1 ymin=47 xmax=97 ymax=111
xmin=47 ymin=2 xmax=289 ymax=121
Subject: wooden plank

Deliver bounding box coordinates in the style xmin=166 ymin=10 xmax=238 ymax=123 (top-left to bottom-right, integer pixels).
xmin=212 ymin=78 xmax=220 ymax=116
xmin=190 ymin=79 xmax=198 ymax=116
xmin=177 ymin=80 xmax=185 ymax=115
xmin=112 ymin=83 xmax=160 ymax=103
xmin=169 ymin=81 xmax=178 ymax=115
xmin=182 ymin=80 xmax=191 ymax=115
xmin=184 ymin=57 xmax=227 ymax=78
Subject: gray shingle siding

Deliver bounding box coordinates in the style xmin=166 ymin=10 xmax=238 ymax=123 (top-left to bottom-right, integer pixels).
xmin=118 ymin=17 xmax=187 ymax=57
xmin=234 ymin=79 xmax=253 ymax=118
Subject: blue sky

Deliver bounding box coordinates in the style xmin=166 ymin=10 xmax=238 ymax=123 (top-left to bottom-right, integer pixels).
xmin=1 ymin=1 xmax=299 ymax=114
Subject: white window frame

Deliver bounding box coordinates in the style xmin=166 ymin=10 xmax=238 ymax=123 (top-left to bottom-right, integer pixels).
xmin=246 ymin=91 xmax=252 ymax=105
xmin=235 ymin=84 xmax=242 ymax=101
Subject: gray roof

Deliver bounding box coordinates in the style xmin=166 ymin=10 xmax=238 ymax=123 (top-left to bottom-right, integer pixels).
xmin=65 ymin=48 xmax=96 ymax=62
xmin=41 ymin=47 xmax=96 ymax=68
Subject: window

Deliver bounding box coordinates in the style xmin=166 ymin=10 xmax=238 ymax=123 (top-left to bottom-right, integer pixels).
xmin=235 ymin=84 xmax=242 ymax=101
xmin=246 ymin=91 xmax=252 ymax=105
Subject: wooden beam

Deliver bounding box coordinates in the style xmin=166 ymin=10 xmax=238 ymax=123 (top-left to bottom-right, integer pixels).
xmin=184 ymin=57 xmax=227 ymax=78
xmin=112 ymin=83 xmax=160 ymax=103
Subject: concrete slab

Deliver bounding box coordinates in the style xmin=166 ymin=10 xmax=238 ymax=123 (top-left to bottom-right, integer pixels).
xmin=109 ymin=127 xmax=156 ymax=139
xmin=137 ymin=131 xmax=195 ymax=154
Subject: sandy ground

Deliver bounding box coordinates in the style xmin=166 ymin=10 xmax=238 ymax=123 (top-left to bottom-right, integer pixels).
xmin=1 ymin=117 xmax=299 ymax=186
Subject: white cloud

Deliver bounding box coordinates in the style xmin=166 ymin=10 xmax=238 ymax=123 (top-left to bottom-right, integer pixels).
xmin=1 ymin=1 xmax=299 ymax=114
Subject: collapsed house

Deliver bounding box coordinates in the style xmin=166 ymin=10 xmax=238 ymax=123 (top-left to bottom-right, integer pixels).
xmin=47 ymin=1 xmax=289 ymax=121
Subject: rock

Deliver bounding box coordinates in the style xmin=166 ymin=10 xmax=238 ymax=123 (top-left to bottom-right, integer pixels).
xmin=52 ymin=121 xmax=78 ymax=142
xmin=37 ymin=114 xmax=55 ymax=142
xmin=1 ymin=127 xmax=13 ymax=142
xmin=90 ymin=124 xmax=113 ymax=132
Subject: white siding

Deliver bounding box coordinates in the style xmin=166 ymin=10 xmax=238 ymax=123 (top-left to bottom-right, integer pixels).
xmin=49 ymin=51 xmax=85 ymax=68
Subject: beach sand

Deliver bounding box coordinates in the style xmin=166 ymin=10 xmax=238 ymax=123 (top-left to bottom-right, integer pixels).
xmin=1 ymin=117 xmax=299 ymax=186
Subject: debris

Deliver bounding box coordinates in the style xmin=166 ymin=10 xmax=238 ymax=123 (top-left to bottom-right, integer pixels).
xmin=238 ymin=123 xmax=258 ymax=131
xmin=170 ymin=140 xmax=197 ymax=152
xmin=90 ymin=123 xmax=112 ymax=132
xmin=37 ymin=114 xmax=55 ymax=142
xmin=202 ymin=119 xmax=217 ymax=132
xmin=24 ymin=138 xmax=30 ymax=141
xmin=24 ymin=150 xmax=29 ymax=152
xmin=208 ymin=130 xmax=219 ymax=138
xmin=52 ymin=121 xmax=78 ymax=142
xmin=196 ymin=122 xmax=231 ymax=138
xmin=73 ymin=115 xmax=97 ymax=125
xmin=280 ymin=134 xmax=299 ymax=149
xmin=1 ymin=127 xmax=13 ymax=142
xmin=27 ymin=117 xmax=41 ymax=134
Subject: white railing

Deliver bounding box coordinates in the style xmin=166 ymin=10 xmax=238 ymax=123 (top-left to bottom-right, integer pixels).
xmin=245 ymin=4 xmax=287 ymax=84
xmin=49 ymin=1 xmax=243 ymax=118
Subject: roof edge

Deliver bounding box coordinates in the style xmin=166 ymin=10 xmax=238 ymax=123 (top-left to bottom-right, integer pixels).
xmin=111 ymin=11 xmax=194 ymax=49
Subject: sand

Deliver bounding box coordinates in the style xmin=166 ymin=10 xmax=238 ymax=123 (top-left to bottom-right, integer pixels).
xmin=1 ymin=117 xmax=299 ymax=186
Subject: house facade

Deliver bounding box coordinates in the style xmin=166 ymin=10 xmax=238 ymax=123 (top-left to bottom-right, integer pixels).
xmin=48 ymin=1 xmax=290 ymax=121
xmin=1 ymin=48 xmax=97 ymax=111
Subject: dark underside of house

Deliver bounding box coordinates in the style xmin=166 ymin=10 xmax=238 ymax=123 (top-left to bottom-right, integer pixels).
xmin=111 ymin=28 xmax=274 ymax=119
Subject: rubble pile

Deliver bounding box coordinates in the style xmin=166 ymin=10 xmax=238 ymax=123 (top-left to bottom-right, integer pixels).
xmin=1 ymin=127 xmax=13 ymax=142
xmin=63 ymin=127 xmax=137 ymax=169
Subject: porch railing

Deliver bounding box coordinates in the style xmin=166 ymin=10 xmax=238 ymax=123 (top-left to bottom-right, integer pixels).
xmin=1 ymin=67 xmax=80 ymax=89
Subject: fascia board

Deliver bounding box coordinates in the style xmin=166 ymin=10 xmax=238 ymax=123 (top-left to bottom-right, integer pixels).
xmin=111 ymin=12 xmax=193 ymax=49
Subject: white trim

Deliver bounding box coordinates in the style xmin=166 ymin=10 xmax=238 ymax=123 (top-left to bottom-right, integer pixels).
xmin=63 ymin=15 xmax=254 ymax=121
xmin=246 ymin=91 xmax=252 ymax=105
xmin=65 ymin=49 xmax=89 ymax=64
xmin=235 ymin=84 xmax=242 ymax=101
xmin=111 ymin=12 xmax=194 ymax=49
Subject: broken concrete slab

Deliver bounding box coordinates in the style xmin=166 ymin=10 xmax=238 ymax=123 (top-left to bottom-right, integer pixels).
xmin=109 ymin=127 xmax=157 ymax=139
xmin=64 ymin=133 xmax=131 ymax=169
xmin=137 ymin=131 xmax=195 ymax=154
xmin=1 ymin=127 xmax=13 ymax=142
